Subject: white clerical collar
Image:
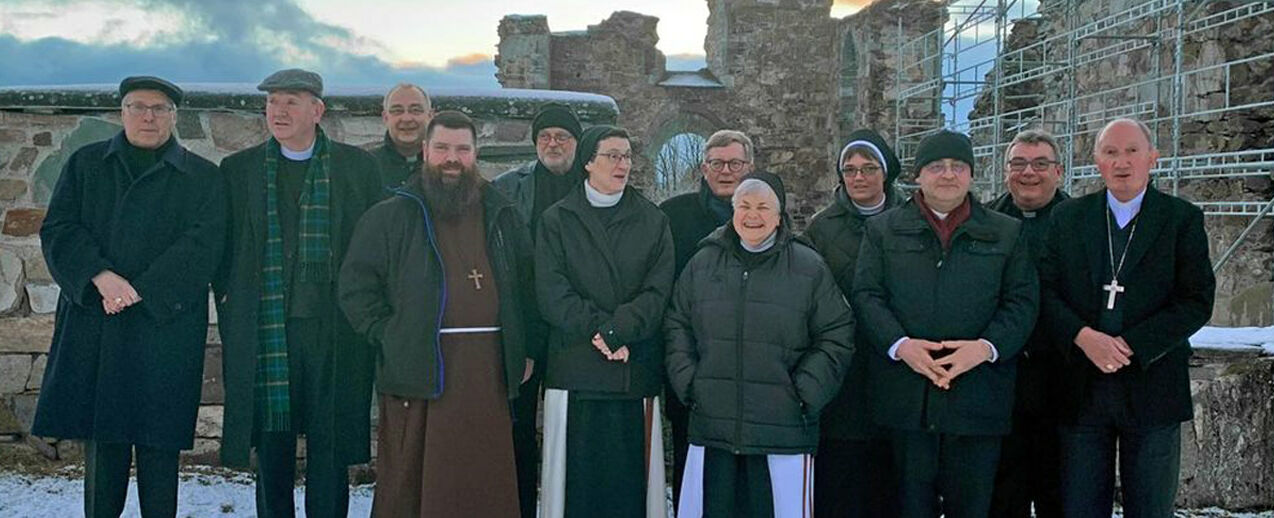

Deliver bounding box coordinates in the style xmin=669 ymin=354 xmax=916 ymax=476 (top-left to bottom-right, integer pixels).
xmin=930 ymin=208 xmax=950 ymax=221
xmin=852 ymin=196 xmax=887 ymax=216
xmin=1106 ymin=188 xmax=1146 ymax=229
xmin=584 ymin=180 xmax=622 ymax=208
xmin=280 ymin=141 xmax=316 ymax=161
xmin=741 ymin=230 xmax=778 ymax=253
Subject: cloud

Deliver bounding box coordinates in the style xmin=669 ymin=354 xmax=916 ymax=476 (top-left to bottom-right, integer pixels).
xmin=0 ymin=0 xmax=499 ymax=88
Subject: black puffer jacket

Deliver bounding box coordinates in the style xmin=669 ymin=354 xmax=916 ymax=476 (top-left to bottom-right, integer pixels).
xmin=535 ymin=183 xmax=674 ymax=399
xmin=665 ymin=225 xmax=855 ymax=455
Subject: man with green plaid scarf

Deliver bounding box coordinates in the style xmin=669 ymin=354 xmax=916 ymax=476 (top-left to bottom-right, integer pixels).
xmin=214 ymin=68 xmax=382 ymax=518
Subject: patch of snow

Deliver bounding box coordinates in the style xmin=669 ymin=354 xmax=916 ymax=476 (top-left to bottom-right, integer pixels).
xmin=657 ymin=72 xmax=724 ymax=88
xmin=1191 ymin=326 xmax=1274 ymax=355
xmin=0 ymin=468 xmax=372 ymax=517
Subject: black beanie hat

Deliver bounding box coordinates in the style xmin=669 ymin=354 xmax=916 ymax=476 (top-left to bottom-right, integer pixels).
xmin=532 ymin=102 xmax=583 ymax=141
xmin=739 ymin=170 xmax=787 ymax=215
xmin=913 ymin=130 xmax=975 ymax=174
xmin=575 ymin=125 xmax=626 ymax=167
xmin=838 ymin=128 xmax=901 ymax=186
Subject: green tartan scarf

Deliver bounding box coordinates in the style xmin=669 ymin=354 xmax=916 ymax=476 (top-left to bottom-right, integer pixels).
xmin=255 ymin=129 xmax=333 ymax=432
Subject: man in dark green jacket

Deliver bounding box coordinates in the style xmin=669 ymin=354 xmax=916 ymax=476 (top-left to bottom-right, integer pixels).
xmin=368 ymin=82 xmax=432 ymax=193
xmin=491 ymin=102 xmax=583 ymax=518
xmin=657 ymin=128 xmax=754 ymax=506
xmin=986 ymin=128 xmax=1069 ymax=518
xmin=339 ymin=110 xmax=543 ymax=516
xmin=802 ymin=128 xmax=903 ymax=518
xmin=214 ymin=69 xmax=382 ymax=518
xmin=851 ymin=130 xmax=1038 ymax=518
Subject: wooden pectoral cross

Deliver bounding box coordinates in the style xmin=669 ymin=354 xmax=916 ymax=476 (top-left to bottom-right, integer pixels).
xmin=1102 ymin=279 xmax=1125 ymax=310
xmin=467 ymin=268 xmax=484 ymax=290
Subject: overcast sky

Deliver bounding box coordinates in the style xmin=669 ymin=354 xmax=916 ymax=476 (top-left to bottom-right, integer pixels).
xmin=0 ymin=0 xmax=873 ymax=88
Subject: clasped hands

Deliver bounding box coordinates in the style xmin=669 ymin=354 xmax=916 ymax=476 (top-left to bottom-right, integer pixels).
xmin=591 ymin=333 xmax=630 ymax=363
xmin=896 ymin=338 xmax=993 ymax=390
xmin=93 ymin=270 xmax=141 ymax=315
xmin=1074 ymin=326 xmax=1134 ymax=374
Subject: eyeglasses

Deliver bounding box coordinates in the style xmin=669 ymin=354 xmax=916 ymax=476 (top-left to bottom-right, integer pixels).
xmin=387 ymin=106 xmax=428 ymax=116
xmin=705 ymin=159 xmax=750 ymax=172
xmin=1007 ymin=158 xmax=1058 ymax=172
xmin=921 ymin=161 xmax=971 ymax=176
xmin=598 ymin=152 xmax=632 ymax=163
xmin=537 ymin=132 xmax=575 ymax=145
xmin=842 ymin=165 xmax=883 ymax=178
xmin=124 ymin=103 xmax=174 ymax=117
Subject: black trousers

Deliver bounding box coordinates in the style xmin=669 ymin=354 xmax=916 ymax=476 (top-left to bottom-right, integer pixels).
xmin=990 ymin=411 xmax=1063 ymax=518
xmin=703 ymin=447 xmax=774 ymax=518
xmin=814 ymin=437 xmax=899 ymax=518
xmin=513 ymin=369 xmax=541 ymax=518
xmin=83 ymin=441 xmax=179 ymax=518
xmin=665 ymin=383 xmax=690 ymax=512
xmin=1059 ymin=378 xmax=1181 ymax=518
xmin=892 ymin=430 xmax=1001 ymax=518
xmin=253 ymin=317 xmax=349 ymax=518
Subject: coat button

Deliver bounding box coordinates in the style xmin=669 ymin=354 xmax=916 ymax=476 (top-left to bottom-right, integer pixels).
xmin=403 ymin=401 xmax=410 ymax=408
xmin=174 ymin=303 xmax=183 ymax=311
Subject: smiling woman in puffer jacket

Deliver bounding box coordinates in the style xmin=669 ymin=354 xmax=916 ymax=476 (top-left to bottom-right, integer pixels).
xmin=665 ymin=171 xmax=855 ymax=518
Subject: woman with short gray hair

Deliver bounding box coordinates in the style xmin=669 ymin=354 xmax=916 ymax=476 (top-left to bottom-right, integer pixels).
xmin=665 ymin=171 xmax=854 ymax=517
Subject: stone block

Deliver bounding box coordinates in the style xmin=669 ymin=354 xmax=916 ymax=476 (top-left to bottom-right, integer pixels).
xmin=26 ymin=354 xmax=45 ymax=391
xmin=2 ymin=208 xmax=45 ymax=237
xmin=31 ymin=118 xmax=122 ymax=204
xmin=56 ymin=439 xmax=82 ymax=461
xmin=24 ymin=283 xmax=59 ymax=314
xmin=0 ymin=315 xmax=54 ymax=353
xmin=201 ymin=345 xmax=224 ymax=404
xmin=32 ymin=132 xmax=52 ymax=147
xmin=10 ymin=393 xmax=37 ymax=432
xmin=0 ymin=401 xmax=21 ymax=434
xmin=19 ymin=249 xmax=50 ymax=283
xmin=494 ymin=121 xmax=530 ymax=143
xmin=1180 ymin=354 xmax=1274 ymax=509
xmin=0 ymin=354 xmax=32 ymax=394
xmin=180 ymin=438 xmax=221 ymax=466
xmin=6 ymin=147 xmax=39 ymax=174
xmin=209 ymin=112 xmax=266 ymax=152
xmin=0 ymin=179 xmax=27 ymax=202
xmin=0 ymin=129 xmax=25 ymax=143
xmin=195 ymin=405 xmax=223 ymax=438
xmin=0 ymin=248 xmax=23 ymax=315
xmin=175 ymin=111 xmax=205 ymax=140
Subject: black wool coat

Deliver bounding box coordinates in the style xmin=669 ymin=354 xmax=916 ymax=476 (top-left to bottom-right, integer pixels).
xmin=801 ymin=186 xmax=902 ymax=441
xmin=659 ymin=179 xmax=732 ymax=277
xmin=33 ymin=132 xmax=226 ymax=451
xmin=535 ymin=184 xmax=674 ymax=399
xmin=1039 ymin=188 xmax=1214 ymax=426
xmin=214 ymin=139 xmax=382 ymax=468
xmin=665 ymin=225 xmax=855 ymax=455
xmin=339 ymin=180 xmax=544 ymax=400
xmin=852 ymin=196 xmax=1039 ymax=436
xmin=368 ymin=132 xmax=419 ymax=195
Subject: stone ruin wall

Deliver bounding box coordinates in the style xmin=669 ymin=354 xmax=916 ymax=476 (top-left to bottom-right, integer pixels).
xmin=0 ymin=87 xmax=617 ymax=465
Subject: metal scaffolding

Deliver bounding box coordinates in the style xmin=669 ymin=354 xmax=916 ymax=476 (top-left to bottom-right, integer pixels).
xmin=893 ymin=0 xmax=1274 ymax=273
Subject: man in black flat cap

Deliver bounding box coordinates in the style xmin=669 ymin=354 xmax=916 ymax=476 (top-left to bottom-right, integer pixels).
xmin=214 ymin=68 xmax=382 ymax=518
xmin=492 ymin=101 xmax=584 ymax=518
xmin=33 ymin=76 xmax=226 ymax=517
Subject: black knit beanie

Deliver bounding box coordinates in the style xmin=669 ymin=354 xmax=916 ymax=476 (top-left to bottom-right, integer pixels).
xmin=913 ymin=130 xmax=975 ymax=174
xmin=532 ymin=102 xmax=582 ymax=141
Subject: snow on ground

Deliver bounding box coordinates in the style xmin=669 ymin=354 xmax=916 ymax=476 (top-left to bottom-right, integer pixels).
xmin=0 ymin=467 xmax=372 ymax=518
xmin=0 ymin=467 xmax=1270 ymax=517
xmin=1191 ymin=326 xmax=1274 ymax=355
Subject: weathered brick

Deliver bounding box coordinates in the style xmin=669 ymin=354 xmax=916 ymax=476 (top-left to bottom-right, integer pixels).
xmin=0 ymin=315 xmax=55 ymax=354
xmin=0 ymin=179 xmax=27 ymax=202
xmin=26 ymin=354 xmax=45 ymax=391
xmin=195 ymin=405 xmax=223 ymax=438
xmin=0 ymin=354 xmax=32 ymax=394
xmin=24 ymin=283 xmax=59 ymax=314
xmin=6 ymin=147 xmax=39 ymax=174
xmin=0 ymin=129 xmax=25 ymax=143
xmin=0 ymin=248 xmax=22 ymax=315
xmin=31 ymin=131 xmax=53 ymax=147
xmin=1 ymin=208 xmax=45 ymax=237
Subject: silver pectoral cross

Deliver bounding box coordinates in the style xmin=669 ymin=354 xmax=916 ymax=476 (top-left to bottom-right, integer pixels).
xmin=1102 ymin=279 xmax=1125 ymax=310
xmin=467 ymin=268 xmax=484 ymax=290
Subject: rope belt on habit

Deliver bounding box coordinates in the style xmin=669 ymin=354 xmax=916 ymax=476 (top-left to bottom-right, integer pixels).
xmin=439 ymin=326 xmax=502 ymax=335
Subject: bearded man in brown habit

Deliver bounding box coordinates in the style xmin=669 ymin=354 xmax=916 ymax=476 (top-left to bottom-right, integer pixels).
xmin=340 ymin=110 xmax=543 ymax=517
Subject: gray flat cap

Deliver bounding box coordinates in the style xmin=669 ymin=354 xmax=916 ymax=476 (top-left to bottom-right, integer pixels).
xmin=257 ymin=68 xmax=323 ymax=98
xmin=119 ymin=76 xmax=183 ymax=105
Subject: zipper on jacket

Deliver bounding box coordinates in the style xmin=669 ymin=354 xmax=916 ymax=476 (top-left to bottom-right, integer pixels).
xmin=394 ymin=189 xmax=448 ymax=399
xmin=734 ymin=268 xmax=749 ymax=454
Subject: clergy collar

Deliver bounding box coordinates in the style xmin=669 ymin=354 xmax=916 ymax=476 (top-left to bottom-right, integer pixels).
xmin=852 ymin=195 xmax=887 ymax=216
xmin=584 ymin=179 xmax=622 ymax=208
xmin=1106 ymin=188 xmax=1146 ymax=229
xmin=741 ymin=229 xmax=779 ymax=253
xmin=280 ymin=140 xmax=316 ymax=161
